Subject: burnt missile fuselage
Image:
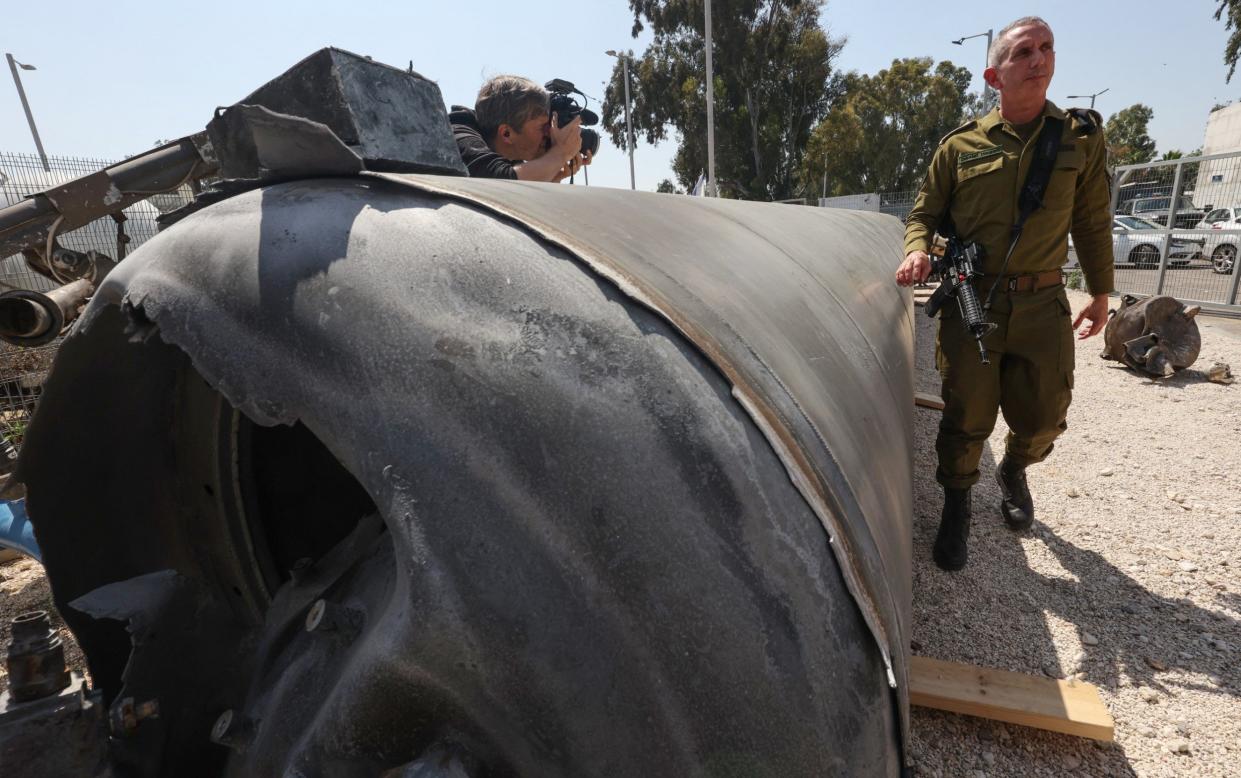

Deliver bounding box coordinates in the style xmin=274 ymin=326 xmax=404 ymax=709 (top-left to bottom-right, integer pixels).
xmin=5 ymin=48 xmax=916 ymax=777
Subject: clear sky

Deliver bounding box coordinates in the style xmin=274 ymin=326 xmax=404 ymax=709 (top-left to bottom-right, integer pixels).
xmin=2 ymin=0 xmax=1237 ymax=194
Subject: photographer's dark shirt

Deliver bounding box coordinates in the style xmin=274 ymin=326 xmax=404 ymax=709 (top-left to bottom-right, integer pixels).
xmin=448 ymin=106 xmax=518 ymax=180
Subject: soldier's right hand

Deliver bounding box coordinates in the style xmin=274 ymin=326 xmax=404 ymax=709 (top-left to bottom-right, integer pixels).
xmin=895 ymin=250 xmax=932 ymax=286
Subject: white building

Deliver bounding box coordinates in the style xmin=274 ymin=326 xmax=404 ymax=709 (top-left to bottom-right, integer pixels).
xmin=1193 ymin=103 xmax=1241 ymax=209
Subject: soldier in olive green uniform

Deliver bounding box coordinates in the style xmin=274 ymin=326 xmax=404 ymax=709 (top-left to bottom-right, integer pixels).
xmin=895 ymin=16 xmax=1113 ymax=570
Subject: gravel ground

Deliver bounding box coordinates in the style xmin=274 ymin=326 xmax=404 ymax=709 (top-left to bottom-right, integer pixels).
xmin=1 ymin=288 xmax=1236 ymax=775
xmin=908 ymin=289 xmax=1241 ymax=777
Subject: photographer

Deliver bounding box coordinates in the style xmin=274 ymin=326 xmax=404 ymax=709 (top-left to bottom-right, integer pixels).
xmin=449 ymin=75 xmax=592 ymax=182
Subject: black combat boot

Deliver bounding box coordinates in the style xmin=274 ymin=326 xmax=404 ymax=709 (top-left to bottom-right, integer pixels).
xmin=996 ymin=456 xmax=1034 ymax=530
xmin=932 ymin=487 xmax=971 ymax=571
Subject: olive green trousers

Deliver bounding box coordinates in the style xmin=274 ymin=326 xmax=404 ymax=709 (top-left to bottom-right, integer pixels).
xmin=934 ymin=284 xmax=1075 ymax=490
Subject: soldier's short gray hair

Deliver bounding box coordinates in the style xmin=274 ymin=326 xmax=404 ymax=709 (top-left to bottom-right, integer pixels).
xmin=988 ymin=16 xmax=1054 ymax=68
xmin=474 ymin=75 xmax=549 ymax=141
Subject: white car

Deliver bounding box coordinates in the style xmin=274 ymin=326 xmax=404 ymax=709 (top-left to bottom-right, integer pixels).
xmin=1109 ymin=215 xmax=1200 ymax=268
xmin=1193 ymin=206 xmax=1240 ymax=274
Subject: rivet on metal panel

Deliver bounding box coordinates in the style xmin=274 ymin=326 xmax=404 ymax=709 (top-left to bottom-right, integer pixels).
xmin=304 ymin=599 xmax=363 ymax=637
xmin=210 ymin=708 xmax=258 ymax=751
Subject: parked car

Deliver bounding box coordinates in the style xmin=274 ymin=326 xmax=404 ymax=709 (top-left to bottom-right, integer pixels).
xmin=1193 ymin=206 xmax=1240 ymax=274
xmin=1110 ymin=215 xmax=1201 ymax=267
xmin=1117 ymin=196 xmax=1206 ymax=229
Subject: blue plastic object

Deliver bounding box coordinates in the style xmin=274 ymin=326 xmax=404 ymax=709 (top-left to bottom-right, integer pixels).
xmin=0 ymin=498 xmax=39 ymax=561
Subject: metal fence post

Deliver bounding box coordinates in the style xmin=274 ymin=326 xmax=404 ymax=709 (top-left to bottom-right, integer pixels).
xmin=1154 ymin=161 xmax=1184 ymax=296
xmin=1228 ymin=247 xmax=1241 ymax=305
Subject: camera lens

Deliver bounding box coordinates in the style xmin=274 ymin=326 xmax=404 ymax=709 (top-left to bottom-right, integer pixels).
xmin=580 ymin=128 xmax=600 ymax=156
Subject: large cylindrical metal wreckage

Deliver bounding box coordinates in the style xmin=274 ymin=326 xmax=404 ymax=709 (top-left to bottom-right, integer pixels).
xmin=0 ymin=49 xmax=915 ymax=776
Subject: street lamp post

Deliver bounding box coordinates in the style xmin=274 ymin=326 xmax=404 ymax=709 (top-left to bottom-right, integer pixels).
xmin=5 ymin=53 xmax=50 ymax=172
xmin=605 ymin=50 xmax=637 ymax=190
xmin=704 ymin=0 xmax=717 ymax=197
xmin=951 ymin=29 xmax=993 ymax=109
xmin=1067 ymin=88 xmax=1110 ymax=110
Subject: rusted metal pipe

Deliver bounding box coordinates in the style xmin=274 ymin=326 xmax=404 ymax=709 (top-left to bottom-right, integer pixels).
xmin=0 ymin=278 xmax=94 ymax=347
xmin=0 ymin=135 xmax=215 ymax=260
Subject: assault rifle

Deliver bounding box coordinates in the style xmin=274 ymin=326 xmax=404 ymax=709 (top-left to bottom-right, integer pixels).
xmin=924 ymin=235 xmax=997 ymax=364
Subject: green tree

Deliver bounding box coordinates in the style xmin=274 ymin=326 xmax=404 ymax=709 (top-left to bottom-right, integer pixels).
xmin=1217 ymin=1 xmax=1241 ymax=81
xmin=602 ymin=0 xmax=844 ymax=200
xmin=656 ymin=178 xmax=681 ymax=193
xmin=1105 ymin=104 xmax=1157 ymax=166
xmin=799 ymin=58 xmax=974 ymax=197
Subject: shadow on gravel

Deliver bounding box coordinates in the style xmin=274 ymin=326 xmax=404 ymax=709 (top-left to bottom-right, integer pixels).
xmin=1036 ymin=530 xmax=1239 ymax=701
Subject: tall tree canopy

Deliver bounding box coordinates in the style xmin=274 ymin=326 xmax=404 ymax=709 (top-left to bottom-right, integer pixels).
xmin=799 ymin=58 xmax=974 ymax=197
xmin=1217 ymin=1 xmax=1241 ymax=81
xmin=602 ymin=0 xmax=844 ymax=200
xmin=1105 ymin=104 xmax=1157 ymax=166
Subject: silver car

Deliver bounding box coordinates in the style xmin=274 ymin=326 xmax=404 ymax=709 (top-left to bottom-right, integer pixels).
xmin=1109 ymin=215 xmax=1200 ymax=267
xmin=1193 ymin=206 xmax=1240 ymax=274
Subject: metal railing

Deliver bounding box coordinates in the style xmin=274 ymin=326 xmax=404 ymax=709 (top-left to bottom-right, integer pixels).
xmin=0 ymin=151 xmax=188 ymax=454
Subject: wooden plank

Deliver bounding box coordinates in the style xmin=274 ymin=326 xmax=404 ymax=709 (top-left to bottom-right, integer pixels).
xmin=914 ymin=392 xmax=945 ymax=411
xmin=910 ymin=655 xmax=1115 ymax=742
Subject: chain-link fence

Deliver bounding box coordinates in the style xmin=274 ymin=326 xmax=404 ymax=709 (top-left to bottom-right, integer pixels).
xmin=0 ymin=151 xmax=187 ymax=454
xmin=819 ymin=190 xmax=918 ymax=222
xmin=1111 ymin=152 xmax=1241 ymax=310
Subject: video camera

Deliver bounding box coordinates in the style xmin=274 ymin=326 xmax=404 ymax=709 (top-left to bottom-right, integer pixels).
xmin=545 ymin=79 xmax=600 ymax=157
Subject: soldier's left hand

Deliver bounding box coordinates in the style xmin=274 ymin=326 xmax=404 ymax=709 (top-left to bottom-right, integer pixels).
xmin=1072 ymin=293 xmax=1110 ymax=339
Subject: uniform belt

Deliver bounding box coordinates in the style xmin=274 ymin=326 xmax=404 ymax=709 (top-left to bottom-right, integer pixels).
xmin=978 ymin=269 xmax=1063 ymax=293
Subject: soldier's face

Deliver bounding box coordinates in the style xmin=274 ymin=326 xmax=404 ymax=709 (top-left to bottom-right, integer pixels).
xmin=986 ymin=24 xmax=1055 ymax=102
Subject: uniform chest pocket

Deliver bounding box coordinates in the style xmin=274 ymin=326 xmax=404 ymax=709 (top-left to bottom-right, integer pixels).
xmin=954 ymin=155 xmax=1005 ymax=215
xmin=957 ymin=155 xmax=1004 ymax=183
xmin=1046 ymin=150 xmax=1084 ymax=207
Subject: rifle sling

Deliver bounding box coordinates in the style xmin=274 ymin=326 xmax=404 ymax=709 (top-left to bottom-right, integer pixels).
xmin=983 ymin=115 xmax=1065 ymax=310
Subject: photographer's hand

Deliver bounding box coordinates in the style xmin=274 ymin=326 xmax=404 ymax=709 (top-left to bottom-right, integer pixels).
xmin=514 ymin=115 xmax=585 ymax=183
xmin=548 ymin=115 xmax=583 ymax=160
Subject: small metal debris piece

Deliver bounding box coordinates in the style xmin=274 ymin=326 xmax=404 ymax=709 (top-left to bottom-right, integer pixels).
xmin=109 ymin=696 xmax=160 ymax=736
xmin=1207 ymin=362 xmax=1233 ymax=385
xmin=6 ymin=611 xmax=70 ymax=703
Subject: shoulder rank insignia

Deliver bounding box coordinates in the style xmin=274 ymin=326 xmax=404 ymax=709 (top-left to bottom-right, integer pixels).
xmin=1066 ymin=107 xmax=1101 ymax=137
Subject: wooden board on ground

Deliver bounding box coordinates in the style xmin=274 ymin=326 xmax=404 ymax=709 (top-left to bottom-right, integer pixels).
xmin=914 ymin=392 xmax=945 ymax=411
xmin=910 ymin=655 xmax=1115 ymax=742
